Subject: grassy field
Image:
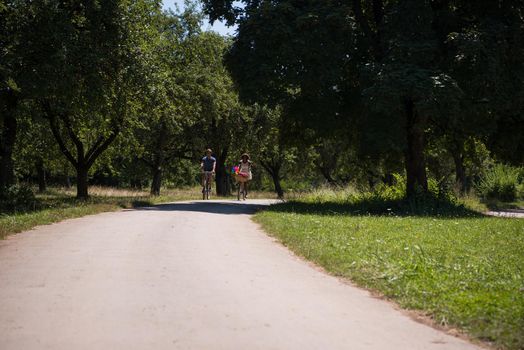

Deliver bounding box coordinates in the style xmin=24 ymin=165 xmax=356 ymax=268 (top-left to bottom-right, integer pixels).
xmin=254 ymin=194 xmax=524 ymax=350
xmin=0 ymin=186 xmax=276 ymax=239
xmin=0 ymin=187 xmax=189 ymax=239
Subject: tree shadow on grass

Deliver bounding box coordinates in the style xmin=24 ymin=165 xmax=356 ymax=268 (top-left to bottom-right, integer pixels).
xmin=267 ymin=197 xmax=485 ymax=218
xmin=0 ymin=194 xmax=154 ymax=215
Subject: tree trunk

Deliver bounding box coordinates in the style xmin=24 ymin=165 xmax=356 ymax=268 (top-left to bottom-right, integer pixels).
xmin=215 ymin=147 xmax=229 ymax=196
xmin=215 ymin=162 xmax=227 ymax=196
xmin=453 ymin=154 xmax=467 ymax=193
xmin=150 ymin=123 xmax=168 ymax=196
xmin=319 ymin=166 xmax=337 ymax=186
xmin=271 ymin=172 xmax=284 ymax=199
xmin=76 ymin=164 xmax=89 ymax=199
xmin=0 ymin=92 xmax=18 ymax=193
xmin=316 ymin=143 xmax=340 ymax=186
xmin=452 ymin=149 xmax=466 ymax=194
xmin=404 ymin=100 xmax=428 ymax=197
xmin=261 ymin=160 xmax=284 ymax=198
xmin=150 ymin=164 xmax=162 ymax=196
xmin=36 ymin=158 xmax=47 ymax=193
xmin=43 ymin=102 xmax=121 ymax=201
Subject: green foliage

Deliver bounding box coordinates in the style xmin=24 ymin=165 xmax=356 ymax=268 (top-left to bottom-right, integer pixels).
xmin=255 ymin=201 xmax=524 ymax=349
xmin=475 ymin=164 xmax=522 ymax=202
xmin=0 ymin=184 xmax=37 ymax=213
xmin=0 ymin=187 xmax=202 ymax=239
xmin=202 ymin=0 xmax=524 ymax=199
xmin=290 ymin=176 xmax=475 ymax=218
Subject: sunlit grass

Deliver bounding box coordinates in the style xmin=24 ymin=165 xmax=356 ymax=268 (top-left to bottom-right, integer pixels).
xmin=254 ymin=193 xmax=524 ymax=350
xmin=0 ymin=185 xmax=277 ymax=239
xmin=0 ymin=186 xmax=188 ymax=238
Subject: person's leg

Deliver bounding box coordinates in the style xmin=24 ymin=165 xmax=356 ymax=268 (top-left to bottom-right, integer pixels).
xmin=202 ymin=173 xmax=207 ymax=192
xmin=237 ymin=181 xmax=241 ymax=200
xmin=245 ymin=182 xmax=248 ymax=198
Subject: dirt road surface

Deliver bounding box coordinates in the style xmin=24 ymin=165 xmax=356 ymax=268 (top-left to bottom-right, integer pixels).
xmin=0 ymin=200 xmax=481 ymax=350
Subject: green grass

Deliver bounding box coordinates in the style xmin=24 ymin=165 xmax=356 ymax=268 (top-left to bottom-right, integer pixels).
xmin=0 ymin=186 xmax=197 ymax=239
xmin=254 ymin=196 xmax=524 ymax=349
xmin=0 ymin=186 xmax=277 ymax=239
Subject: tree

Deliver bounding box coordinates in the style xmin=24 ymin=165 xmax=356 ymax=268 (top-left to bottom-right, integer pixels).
xmin=132 ymin=8 xmax=202 ymax=196
xmin=247 ymin=105 xmax=299 ymax=198
xmin=21 ymin=0 xmax=160 ymax=199
xmin=12 ymin=101 xmax=64 ymax=193
xmin=203 ymin=0 xmax=524 ymax=198
xmin=0 ymin=0 xmax=22 ymax=193
xmin=186 ymin=33 xmax=247 ymax=196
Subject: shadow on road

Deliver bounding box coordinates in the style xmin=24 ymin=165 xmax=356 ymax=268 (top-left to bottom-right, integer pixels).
xmin=132 ymin=201 xmax=272 ymax=215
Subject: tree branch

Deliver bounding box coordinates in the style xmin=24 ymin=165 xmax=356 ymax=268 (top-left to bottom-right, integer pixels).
xmin=58 ymin=113 xmax=84 ymax=158
xmin=259 ymin=160 xmax=274 ymax=177
xmin=86 ymin=128 xmax=120 ymax=168
xmin=139 ymin=157 xmax=154 ymax=168
xmin=85 ymin=135 xmax=106 ymax=163
xmin=42 ymin=101 xmax=78 ymax=167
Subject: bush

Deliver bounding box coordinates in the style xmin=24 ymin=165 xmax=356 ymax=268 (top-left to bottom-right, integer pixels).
xmin=295 ymin=174 xmax=473 ymax=217
xmin=518 ymin=183 xmax=524 ymax=200
xmin=0 ymin=184 xmax=38 ymax=213
xmin=475 ymin=164 xmax=520 ymax=202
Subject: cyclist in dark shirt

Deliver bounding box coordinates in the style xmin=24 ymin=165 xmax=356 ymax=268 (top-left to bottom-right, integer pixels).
xmin=200 ymin=149 xmax=216 ymax=192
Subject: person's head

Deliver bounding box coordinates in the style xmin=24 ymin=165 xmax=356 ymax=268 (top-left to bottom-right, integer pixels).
xmin=241 ymin=153 xmax=250 ymax=162
xmin=206 ymin=148 xmax=212 ymax=157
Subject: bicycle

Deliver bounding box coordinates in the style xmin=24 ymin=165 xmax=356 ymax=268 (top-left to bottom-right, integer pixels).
xmin=236 ymin=174 xmax=249 ymax=201
xmin=202 ymin=171 xmax=213 ymax=200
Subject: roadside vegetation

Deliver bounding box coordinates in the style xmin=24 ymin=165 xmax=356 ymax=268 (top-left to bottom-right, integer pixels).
xmin=0 ymin=185 xmax=277 ymax=239
xmin=1 ymin=1 xmax=522 ymax=347
xmin=0 ymin=186 xmax=193 ymax=239
xmin=255 ymin=186 xmax=524 ymax=350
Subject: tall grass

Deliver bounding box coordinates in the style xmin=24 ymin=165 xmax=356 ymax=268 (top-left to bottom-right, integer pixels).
xmin=475 ymin=164 xmax=522 ymax=202
xmin=290 ymin=178 xmax=482 ymax=217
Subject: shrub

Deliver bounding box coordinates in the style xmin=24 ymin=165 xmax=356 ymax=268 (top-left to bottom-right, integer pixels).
xmin=475 ymin=164 xmax=520 ymax=202
xmin=0 ymin=184 xmax=38 ymax=213
xmin=295 ymin=174 xmax=472 ymax=217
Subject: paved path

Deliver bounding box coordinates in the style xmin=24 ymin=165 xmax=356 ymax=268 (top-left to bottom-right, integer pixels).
xmin=0 ymin=200 xmax=481 ymax=350
xmin=486 ymin=209 xmax=524 ymax=218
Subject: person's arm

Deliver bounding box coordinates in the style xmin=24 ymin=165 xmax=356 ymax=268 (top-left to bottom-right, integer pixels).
xmin=212 ymin=159 xmax=216 ymax=173
xmin=200 ymin=160 xmax=204 ymax=171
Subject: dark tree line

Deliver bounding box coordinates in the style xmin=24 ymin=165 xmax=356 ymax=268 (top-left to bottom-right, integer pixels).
xmin=202 ymin=0 xmax=524 ymax=197
xmin=0 ymin=1 xmax=250 ymax=199
xmin=1 ymin=0 xmax=523 ymax=202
